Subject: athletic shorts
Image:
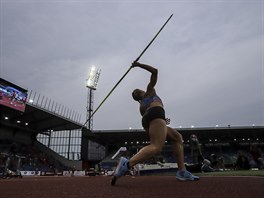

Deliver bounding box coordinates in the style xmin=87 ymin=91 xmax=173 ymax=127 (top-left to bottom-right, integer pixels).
xmin=141 ymin=106 xmax=166 ymax=129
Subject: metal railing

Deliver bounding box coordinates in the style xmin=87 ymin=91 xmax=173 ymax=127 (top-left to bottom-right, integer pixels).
xmin=26 ymin=90 xmax=82 ymax=124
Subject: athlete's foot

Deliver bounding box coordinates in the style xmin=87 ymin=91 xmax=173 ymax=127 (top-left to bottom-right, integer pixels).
xmin=111 ymin=157 xmax=129 ymax=186
xmin=176 ymin=170 xmax=200 ymax=181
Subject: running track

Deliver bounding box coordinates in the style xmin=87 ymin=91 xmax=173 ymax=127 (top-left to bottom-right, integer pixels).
xmin=0 ymin=176 xmax=263 ymax=198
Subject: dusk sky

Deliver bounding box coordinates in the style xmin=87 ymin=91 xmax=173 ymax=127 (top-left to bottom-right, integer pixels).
xmin=1 ymin=0 xmax=263 ymax=130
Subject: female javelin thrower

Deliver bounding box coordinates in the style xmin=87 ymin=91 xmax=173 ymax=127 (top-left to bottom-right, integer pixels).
xmin=111 ymin=62 xmax=199 ymax=185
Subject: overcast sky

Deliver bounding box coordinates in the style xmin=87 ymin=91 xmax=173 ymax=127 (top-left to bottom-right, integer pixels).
xmin=0 ymin=0 xmax=263 ymax=130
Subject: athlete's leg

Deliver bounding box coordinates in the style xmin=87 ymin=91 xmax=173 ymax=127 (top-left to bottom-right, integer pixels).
xmin=111 ymin=119 xmax=167 ymax=185
xmin=129 ymin=119 xmax=167 ymax=167
xmin=166 ymin=127 xmax=185 ymax=170
xmin=166 ymin=127 xmax=199 ymax=180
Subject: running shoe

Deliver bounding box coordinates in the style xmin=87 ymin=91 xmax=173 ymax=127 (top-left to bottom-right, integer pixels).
xmin=111 ymin=157 xmax=129 ymax=186
xmin=176 ymin=170 xmax=200 ymax=181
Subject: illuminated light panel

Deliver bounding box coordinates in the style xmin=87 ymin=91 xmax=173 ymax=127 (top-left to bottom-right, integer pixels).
xmin=86 ymin=65 xmax=101 ymax=90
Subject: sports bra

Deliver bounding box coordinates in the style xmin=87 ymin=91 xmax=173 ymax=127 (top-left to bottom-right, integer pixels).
xmin=140 ymin=93 xmax=163 ymax=111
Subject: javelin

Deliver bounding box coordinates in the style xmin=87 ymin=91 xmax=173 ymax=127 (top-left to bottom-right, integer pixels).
xmin=82 ymin=14 xmax=173 ymax=128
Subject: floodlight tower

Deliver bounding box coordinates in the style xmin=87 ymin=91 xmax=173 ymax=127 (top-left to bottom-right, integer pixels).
xmin=86 ymin=66 xmax=101 ymax=130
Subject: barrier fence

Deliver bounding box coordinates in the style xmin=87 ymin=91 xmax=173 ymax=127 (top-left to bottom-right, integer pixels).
xmin=27 ymin=90 xmax=82 ymax=124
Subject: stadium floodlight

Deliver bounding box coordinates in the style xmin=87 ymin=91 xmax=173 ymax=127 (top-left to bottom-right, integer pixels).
xmin=86 ymin=65 xmax=101 ymax=90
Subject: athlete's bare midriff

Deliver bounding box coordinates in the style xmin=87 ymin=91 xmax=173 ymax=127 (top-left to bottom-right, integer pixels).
xmin=140 ymin=101 xmax=163 ymax=116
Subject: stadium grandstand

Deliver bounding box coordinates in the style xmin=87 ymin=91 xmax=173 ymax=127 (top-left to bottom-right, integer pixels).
xmin=0 ymin=77 xmax=263 ymax=177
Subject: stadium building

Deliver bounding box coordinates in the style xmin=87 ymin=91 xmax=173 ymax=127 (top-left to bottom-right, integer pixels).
xmin=0 ymin=78 xmax=263 ymax=176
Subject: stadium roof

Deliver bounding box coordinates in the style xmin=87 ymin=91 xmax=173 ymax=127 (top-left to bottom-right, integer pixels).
xmin=90 ymin=126 xmax=264 ymax=146
xmin=0 ymin=103 xmax=83 ymax=134
xmin=1 ymin=77 xmax=83 ymax=134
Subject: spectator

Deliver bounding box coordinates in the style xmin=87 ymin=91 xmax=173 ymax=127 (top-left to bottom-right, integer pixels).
xmin=201 ymin=159 xmax=215 ymax=172
xmin=250 ymin=145 xmax=264 ymax=170
xmin=190 ymin=134 xmax=204 ymax=164
xmin=217 ymin=156 xmax=226 ymax=171
xmin=210 ymin=154 xmax=218 ymax=168
xmin=234 ymin=151 xmax=250 ymax=170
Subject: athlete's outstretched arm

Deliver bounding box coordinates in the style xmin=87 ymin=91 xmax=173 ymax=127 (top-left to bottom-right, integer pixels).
xmin=131 ymin=62 xmax=158 ymax=91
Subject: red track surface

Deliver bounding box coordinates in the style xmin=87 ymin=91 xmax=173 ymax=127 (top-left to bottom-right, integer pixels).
xmin=0 ymin=176 xmax=263 ymax=198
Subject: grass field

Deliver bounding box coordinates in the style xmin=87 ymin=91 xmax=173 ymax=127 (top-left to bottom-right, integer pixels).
xmin=195 ymin=170 xmax=264 ymax=177
xmin=144 ymin=169 xmax=264 ymax=177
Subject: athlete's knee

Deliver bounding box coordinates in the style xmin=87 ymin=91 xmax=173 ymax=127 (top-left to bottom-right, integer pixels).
xmin=150 ymin=144 xmax=163 ymax=154
xmin=167 ymin=127 xmax=180 ymax=138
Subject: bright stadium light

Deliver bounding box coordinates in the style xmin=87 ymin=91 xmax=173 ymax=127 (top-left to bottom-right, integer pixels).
xmin=86 ymin=65 xmax=101 ymax=90
xmin=85 ymin=65 xmax=102 ymax=130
